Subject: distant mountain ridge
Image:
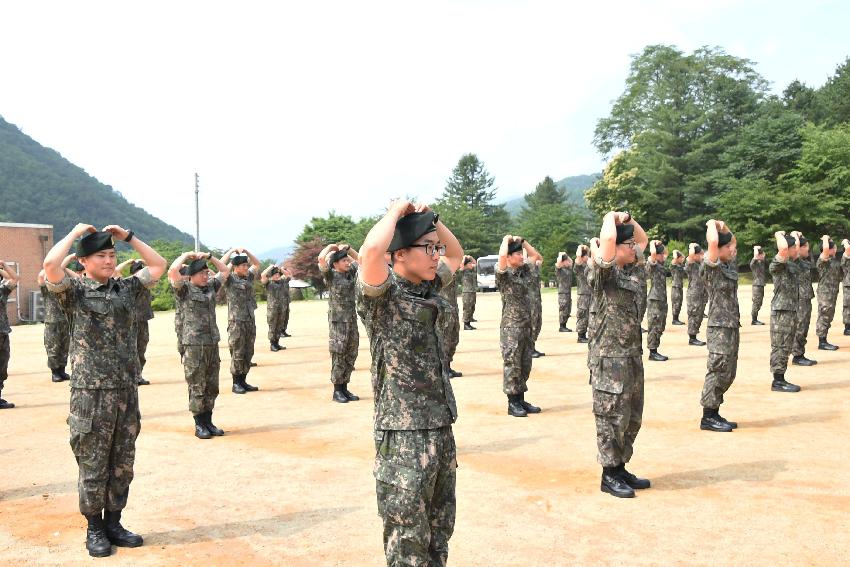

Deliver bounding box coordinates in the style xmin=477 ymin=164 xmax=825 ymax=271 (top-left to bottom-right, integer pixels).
xmin=0 ymin=115 xmax=193 ymax=244
xmin=503 ymin=173 xmax=600 ymax=216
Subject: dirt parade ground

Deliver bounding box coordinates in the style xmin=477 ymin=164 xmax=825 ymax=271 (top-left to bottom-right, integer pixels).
xmin=1 ymin=285 xmax=849 ymax=566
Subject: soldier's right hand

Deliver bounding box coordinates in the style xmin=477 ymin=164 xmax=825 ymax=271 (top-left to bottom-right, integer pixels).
xmin=74 ymin=223 xmax=97 ymax=237
xmin=389 ymin=199 xmax=415 ymax=217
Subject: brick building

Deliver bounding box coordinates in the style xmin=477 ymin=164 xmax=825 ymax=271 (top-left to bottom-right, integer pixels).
xmin=0 ymin=223 xmax=53 ymax=325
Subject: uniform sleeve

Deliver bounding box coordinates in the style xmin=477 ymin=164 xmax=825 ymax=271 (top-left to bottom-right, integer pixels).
xmin=45 ymin=275 xmax=78 ymax=310
xmin=769 ymin=258 xmax=787 ymax=275
xmin=133 ymin=267 xmax=157 ymax=289
xmin=357 ymin=268 xmax=391 ymax=299
xmin=435 ymin=258 xmax=453 ymax=289
xmin=171 ymin=279 xmax=187 ymax=292
xmin=222 ymin=272 xmax=234 ymax=288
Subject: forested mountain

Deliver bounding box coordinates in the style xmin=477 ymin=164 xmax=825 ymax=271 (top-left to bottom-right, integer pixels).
xmin=0 ymin=116 xmax=193 ymax=243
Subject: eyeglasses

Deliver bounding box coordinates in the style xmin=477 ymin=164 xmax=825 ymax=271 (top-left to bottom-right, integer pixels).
xmin=409 ymin=243 xmax=447 ymax=256
xmin=620 ymin=240 xmax=636 ymax=249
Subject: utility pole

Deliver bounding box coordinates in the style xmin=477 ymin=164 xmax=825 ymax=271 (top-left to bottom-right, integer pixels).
xmin=194 ymin=172 xmax=200 ymax=252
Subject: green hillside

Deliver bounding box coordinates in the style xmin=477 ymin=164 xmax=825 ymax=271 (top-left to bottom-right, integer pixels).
xmin=0 ymin=115 xmax=193 ymax=244
xmin=503 ymin=173 xmax=600 ymax=217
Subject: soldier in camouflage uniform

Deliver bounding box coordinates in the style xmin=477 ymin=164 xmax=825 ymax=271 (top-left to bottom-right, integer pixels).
xmin=0 ymin=261 xmax=20 ymax=409
xmin=574 ymin=245 xmax=591 ymax=343
xmin=686 ymin=243 xmax=707 ymax=346
xmin=357 ymin=202 xmax=463 ymax=567
xmin=39 ymin=255 xmax=75 ymax=382
xmin=699 ymin=220 xmax=740 ymax=432
xmin=170 ymin=252 xmax=230 ymax=439
xmin=815 ymin=235 xmax=842 ymax=350
xmin=261 ymin=264 xmax=292 ymax=351
xmin=588 ymin=211 xmax=650 ymax=498
xmin=843 ymin=239 xmax=850 ymax=336
xmin=750 ymin=245 xmax=767 ymax=325
xmin=461 ymin=255 xmax=477 ymax=330
xmin=319 ymin=243 xmax=361 ymax=403
xmin=43 ymin=224 xmax=166 ymax=557
xmin=791 ymin=235 xmax=818 ymax=366
xmin=115 ymin=259 xmax=155 ymax=385
xmin=497 ymin=235 xmax=544 ymax=417
xmin=769 ymin=231 xmax=802 ymax=393
xmin=219 ymin=247 xmax=261 ymax=394
xmin=555 ymin=252 xmax=573 ymax=332
xmin=440 ymin=269 xmax=463 ymax=376
xmin=670 ymin=250 xmax=686 ymax=325
xmin=645 ymin=241 xmax=670 ymax=362
xmin=529 ymin=258 xmax=545 ymax=358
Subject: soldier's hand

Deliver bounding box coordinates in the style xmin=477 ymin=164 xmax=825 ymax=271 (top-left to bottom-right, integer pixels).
xmin=389 ymin=199 xmax=414 ymax=218
xmin=102 ymin=225 xmax=129 ymax=241
xmin=775 ymin=231 xmax=785 ymax=238
xmin=413 ymin=203 xmax=431 ymax=214
xmin=74 ymin=223 xmax=97 ymax=237
xmin=843 ymin=239 xmax=850 ymax=248
xmin=716 ymin=221 xmax=727 ymax=232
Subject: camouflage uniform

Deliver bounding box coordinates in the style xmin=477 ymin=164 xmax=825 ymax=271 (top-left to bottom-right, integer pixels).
xmin=574 ymin=263 xmax=591 ymax=335
xmin=816 ymin=255 xmax=842 ymax=339
xmin=670 ymin=263 xmax=685 ymax=321
xmin=439 ymin=275 xmax=460 ymax=367
xmin=224 ymin=271 xmax=257 ymax=376
xmin=357 ymin=261 xmax=457 ymax=567
xmin=131 ymin=284 xmax=154 ymax=377
xmin=323 ymin=263 xmax=359 ymax=385
xmin=173 ymin=285 xmax=185 ymax=358
xmin=529 ymin=263 xmax=543 ymax=343
xmin=173 ymin=277 xmax=222 ymax=415
xmin=587 ymin=254 xmax=644 ymax=468
xmin=0 ymin=279 xmax=15 ymax=392
xmin=637 ymin=265 xmax=649 ymax=326
xmin=769 ymin=257 xmax=798 ymax=374
xmin=461 ymin=268 xmax=477 ymax=324
xmin=41 ymin=282 xmax=70 ymax=370
xmin=843 ymin=254 xmax=850 ymax=329
xmin=750 ymin=257 xmax=766 ymax=322
xmin=792 ymin=257 xmax=816 ymax=357
xmin=645 ymin=260 xmax=669 ymax=350
xmin=46 ymin=269 xmax=153 ymax=516
xmin=556 ymin=265 xmax=573 ymax=327
xmin=700 ymin=259 xmax=740 ymax=409
xmin=686 ymin=260 xmax=706 ymax=336
xmin=264 ymin=277 xmax=291 ymax=343
xmin=496 ymin=261 xmax=534 ymax=395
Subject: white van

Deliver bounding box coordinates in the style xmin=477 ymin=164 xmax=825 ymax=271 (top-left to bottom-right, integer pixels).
xmin=476 ymin=255 xmax=499 ymax=291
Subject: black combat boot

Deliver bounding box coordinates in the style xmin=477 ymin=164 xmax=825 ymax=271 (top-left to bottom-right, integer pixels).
xmin=792 ymin=354 xmax=817 ymax=366
xmin=241 ymin=374 xmax=259 ymax=391
xmin=845 ymin=325 xmax=850 ymax=336
xmin=818 ymin=337 xmax=839 ymax=351
xmin=342 ymin=385 xmax=360 ymax=401
xmin=203 ymin=411 xmax=224 ymax=436
xmin=60 ymin=367 xmax=71 ymax=381
xmin=601 ymin=467 xmax=634 ymax=498
xmin=577 ymin=332 xmax=589 ymax=344
xmin=282 ymin=331 xmax=291 ymax=337
xmin=232 ymin=375 xmax=247 ymax=394
xmin=270 ymin=340 xmax=282 ymax=352
xmin=250 ymin=361 xmax=258 ymax=367
xmin=85 ymin=513 xmax=112 ymax=557
xmin=507 ymin=394 xmax=527 ymax=417
xmin=193 ymin=414 xmax=212 ymax=439
xmin=700 ymin=407 xmax=733 ymax=432
xmin=464 ymin=322 xmax=475 ymax=331
xmin=671 ymin=318 xmax=684 ymax=325
xmin=103 ymin=510 xmax=143 ymax=548
xmin=559 ymin=324 xmax=572 ymax=332
xmin=716 ymin=411 xmax=738 ymax=429
xmin=0 ymin=388 xmax=14 ymax=409
xmin=752 ymin=318 xmax=765 ymax=325
xmin=617 ymin=464 xmax=650 ymax=489
xmin=137 ymin=376 xmax=150 ymax=386
xmin=688 ymin=335 xmax=706 ymax=346
xmin=532 ymin=348 xmax=545 ymax=358
xmin=51 ymin=367 xmax=65 ymax=382
xmin=648 ymin=349 xmax=668 ymax=362
xmin=332 ymin=383 xmax=349 ymax=403
xmin=771 ymin=373 xmax=801 ymax=393
xmin=520 ymin=392 xmax=541 ymax=414
xmin=448 ymin=369 xmax=463 ymax=378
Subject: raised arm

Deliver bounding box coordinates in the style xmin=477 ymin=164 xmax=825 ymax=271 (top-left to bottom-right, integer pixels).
xmin=102 ymin=226 xmax=166 ymax=280
xmin=0 ymin=261 xmax=19 ymax=285
xmin=359 ymin=199 xmax=414 ymax=286
xmin=706 ymin=220 xmax=720 ymax=263
xmin=436 ymin=215 xmax=463 ymax=273
xmin=497 ymin=235 xmax=513 ymax=271
xmin=44 ymin=223 xmax=97 ymax=283
xmin=317 ymin=244 xmax=339 ymax=271
xmin=523 ymin=240 xmax=542 ymax=264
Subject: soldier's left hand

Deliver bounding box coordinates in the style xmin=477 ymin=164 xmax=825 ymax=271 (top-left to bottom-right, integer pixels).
xmin=103 ymin=225 xmax=130 ymax=241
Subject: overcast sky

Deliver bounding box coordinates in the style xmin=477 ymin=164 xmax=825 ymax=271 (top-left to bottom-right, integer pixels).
xmin=1 ymin=0 xmax=847 ymax=253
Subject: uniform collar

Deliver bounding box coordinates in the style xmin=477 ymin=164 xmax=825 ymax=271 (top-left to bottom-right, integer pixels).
xmin=393 ymin=271 xmax=433 ymax=298
xmin=82 ymin=276 xmax=117 ymax=292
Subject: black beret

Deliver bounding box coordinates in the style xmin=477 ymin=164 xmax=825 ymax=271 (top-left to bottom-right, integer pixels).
xmin=129 ymin=260 xmax=144 ymax=274
xmin=655 ymin=243 xmax=665 ymax=253
xmin=329 ymin=247 xmax=350 ymax=265
xmin=188 ymin=259 xmax=209 ymax=276
xmin=837 ymin=246 xmax=846 ymax=257
xmin=718 ymin=232 xmax=733 ymax=247
xmin=799 ymin=236 xmax=808 ymax=246
xmin=615 ymin=224 xmax=634 ymax=244
xmin=463 ymin=257 xmax=473 ymax=266
xmin=77 ymin=231 xmax=114 ymax=257
xmin=231 ymin=254 xmax=249 ymax=266
xmin=828 ymin=239 xmax=835 ymax=249
xmin=388 ymin=212 xmax=439 ymax=253
xmin=784 ymin=235 xmax=797 ymax=247
xmin=507 ymin=239 xmax=524 ymax=255
xmin=68 ymin=260 xmax=84 ymax=272
xmin=178 ymin=265 xmax=189 ymax=276
xmin=269 ymin=267 xmax=280 ymax=276
xmin=693 ymin=244 xmax=703 ymax=254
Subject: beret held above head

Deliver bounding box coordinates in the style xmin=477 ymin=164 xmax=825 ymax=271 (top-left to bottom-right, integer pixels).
xmin=655 ymin=243 xmax=665 ymax=253
xmin=799 ymin=236 xmax=808 ymax=246
xmin=693 ymin=244 xmax=703 ymax=254
xmin=507 ymin=239 xmax=524 ymax=255
xmin=269 ymin=267 xmax=280 ymax=276
xmin=231 ymin=254 xmax=249 ymax=266
xmin=188 ymin=258 xmax=209 ymax=276
xmin=389 ymin=212 xmax=439 ymax=253
xmin=129 ymin=260 xmax=144 ymax=274
xmin=178 ymin=265 xmax=189 ymax=276
xmin=329 ymin=247 xmax=350 ymax=265
xmin=717 ymin=231 xmax=733 ymax=247
xmin=77 ymin=231 xmax=114 ymax=258
xmin=784 ymin=234 xmax=797 ymax=247
xmin=463 ymin=257 xmax=473 ymax=266
xmin=615 ymin=224 xmax=634 ymax=244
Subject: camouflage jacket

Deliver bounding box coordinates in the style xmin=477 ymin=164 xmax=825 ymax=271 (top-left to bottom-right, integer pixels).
xmin=670 ymin=263 xmax=685 ymax=288
xmin=843 ymin=255 xmax=850 ymax=305
xmin=324 ymin=263 xmax=358 ymax=323
xmin=439 ymin=273 xmax=459 ymax=312
xmin=555 ymin=266 xmax=573 ymax=294
xmin=686 ymin=260 xmax=706 ymax=297
xmin=528 ymin=263 xmax=542 ymax=309
xmin=460 ymin=268 xmax=477 ymax=294
xmin=357 ymin=261 xmax=457 ymax=431
xmin=816 ymin=256 xmax=842 ymax=303
xmin=131 ymin=281 xmax=154 ymax=322
xmin=769 ymin=256 xmax=799 ymax=311
xmin=795 ymin=257 xmax=815 ymax=301
xmin=646 ymin=260 xmax=669 ymax=303
xmin=750 ymin=258 xmax=766 ymax=286
xmin=574 ymin=263 xmax=591 ymax=296
xmin=41 ymin=282 xmax=66 ymax=324
xmin=496 ymin=261 xmax=533 ymax=328
xmin=224 ymin=270 xmax=257 ymax=322
xmin=264 ymin=278 xmax=291 ymax=309
xmin=587 ymin=257 xmax=642 ymax=358
xmin=0 ymin=280 xmax=15 ymax=334
xmin=704 ymin=259 xmax=740 ymax=328
xmin=46 ymin=270 xmax=153 ymax=388
xmin=173 ymin=277 xmax=221 ymax=345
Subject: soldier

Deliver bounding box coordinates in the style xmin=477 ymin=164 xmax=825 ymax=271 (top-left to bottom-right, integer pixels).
xmin=670 ymin=250 xmax=686 ymax=325
xmin=588 ymin=211 xmax=650 ymax=498
xmin=699 ymin=220 xmax=740 ymax=432
xmin=497 ymin=235 xmax=543 ymax=417
xmin=439 ymin=265 xmax=463 ymax=375
xmin=318 ymin=243 xmax=361 ymax=402
xmin=686 ymin=243 xmax=707 ymax=346
xmin=555 ymin=252 xmax=573 ymax=332
xmin=115 ymin=259 xmax=154 ymax=385
xmin=43 ymin=224 xmax=166 ymax=557
xmin=816 ymin=235 xmax=842 ymax=350
xmin=791 ymin=235 xmax=818 ymax=366
xmin=461 ymin=255 xmax=477 ymax=330
xmin=38 ymin=253 xmax=77 ymax=383
xmin=750 ymin=245 xmax=767 ymax=325
xmin=645 ymin=240 xmax=670 ymax=361
xmin=219 ymin=247 xmax=261 ymax=394
xmin=843 ymin=239 xmax=850 ymax=336
xmin=0 ymin=260 xmax=20 ymax=409
xmin=357 ymin=202 xmax=462 ymax=566
xmin=261 ymin=264 xmax=292 ymax=351
xmin=170 ymin=252 xmax=230 ymax=439
xmin=769 ymin=231 xmax=802 ymax=392
xmin=529 ymin=257 xmax=545 ymax=358
xmin=575 ymin=245 xmax=591 ymax=343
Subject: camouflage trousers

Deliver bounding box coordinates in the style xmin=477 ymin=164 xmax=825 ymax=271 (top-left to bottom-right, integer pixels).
xmin=770 ymin=311 xmax=796 ymax=374
xmin=44 ymin=320 xmax=70 ymax=369
xmin=462 ymin=293 xmax=476 ymax=324
xmin=591 ymin=356 xmax=644 ymax=467
xmin=671 ymin=286 xmax=683 ymax=321
xmin=183 ymin=345 xmax=220 ymax=415
xmin=501 ymin=326 xmax=533 ymax=395
xmin=646 ymin=299 xmax=668 ymax=350
xmin=68 ymin=387 xmax=140 ymax=516
xmin=267 ymin=303 xmax=290 ymax=342
xmin=751 ymin=285 xmax=765 ymax=321
xmin=792 ymin=298 xmax=813 ymax=357
xmin=0 ymin=333 xmax=8 ymax=391
xmin=557 ymin=293 xmax=571 ymax=326
xmin=687 ymin=292 xmax=706 ymax=336
xmin=701 ymin=326 xmax=739 ymax=409
xmin=440 ymin=309 xmax=460 ymax=365
xmin=228 ymin=320 xmax=256 ymax=376
xmin=844 ymin=297 xmax=850 ymax=327
xmin=330 ymin=321 xmax=359 ymax=385
xmin=175 ymin=315 xmax=185 ymax=358
xmin=531 ymin=302 xmax=542 ymax=342
xmin=374 ymin=427 xmax=456 ymax=567
xmin=136 ymin=320 xmax=149 ymax=374
xmin=576 ymin=294 xmax=591 ymax=334
xmin=815 ymin=295 xmax=838 ymax=338
xmin=637 ymin=290 xmax=647 ymax=325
